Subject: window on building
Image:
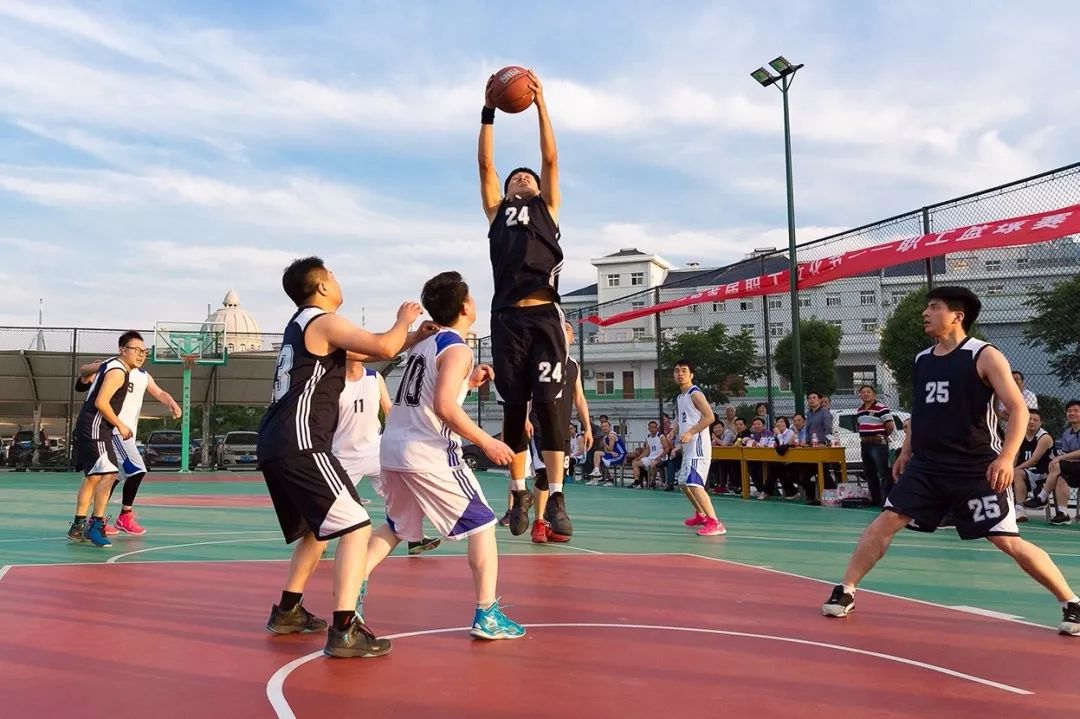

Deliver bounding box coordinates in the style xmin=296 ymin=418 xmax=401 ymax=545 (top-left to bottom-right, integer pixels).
xmin=712 ymin=301 xmax=725 ymax=312
xmin=799 ymin=296 xmax=811 ymax=308
xmin=826 ymin=293 xmax=841 ymax=307
xmin=1016 ymin=256 xmax=1029 ymax=270
xmin=852 ymin=368 xmax=876 ymax=390
xmin=739 ymin=299 xmax=754 ymax=311
xmin=686 ymin=326 xmax=700 ymax=333
xmin=596 ymin=371 xmax=615 ymax=395
xmin=630 ymin=272 xmax=644 ymax=286
xmin=687 ymin=304 xmax=700 ymax=313
xmin=984 ymin=259 xmax=1001 ymax=272
xmin=891 ymin=291 xmax=908 ymax=304
xmin=828 ymin=320 xmax=843 ymax=329
xmin=632 ymin=327 xmax=647 ymax=340
xmin=740 ymin=323 xmax=755 ymax=334
xmin=861 ymin=318 xmax=877 ymax=332
xmin=631 ymin=300 xmax=645 ymax=309
xmin=768 ymin=297 xmax=782 ymax=310
xmin=606 ymin=274 xmax=620 ymax=288
xmin=769 ymin=322 xmax=784 ymax=338
xmin=860 ymin=290 xmax=876 ymax=305
xmin=949 ymin=258 xmax=971 ymax=271
xmin=987 ymin=284 xmax=1005 ymax=296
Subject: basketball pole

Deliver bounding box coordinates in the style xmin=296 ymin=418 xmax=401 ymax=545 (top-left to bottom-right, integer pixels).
xmin=180 ymin=358 xmax=194 ymax=473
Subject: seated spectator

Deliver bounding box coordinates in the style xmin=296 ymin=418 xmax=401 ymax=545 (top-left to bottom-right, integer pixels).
xmin=1024 ymin=400 xmax=1080 ymax=524
xmin=745 ymin=417 xmax=775 ymax=499
xmin=659 ymin=423 xmax=682 ymax=491
xmin=765 ymin=417 xmax=799 ymax=499
xmin=587 ymin=420 xmax=626 ymax=486
xmin=706 ymin=420 xmax=736 ymax=492
xmin=789 ymin=412 xmax=821 ymax=503
xmin=632 ymin=420 xmax=671 ymax=488
xmin=1011 ymin=410 xmax=1053 ymax=522
xmin=569 ymin=422 xmax=587 ymax=481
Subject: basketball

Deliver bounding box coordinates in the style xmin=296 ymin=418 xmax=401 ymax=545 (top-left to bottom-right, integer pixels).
xmin=490 ymin=66 xmax=533 ymax=113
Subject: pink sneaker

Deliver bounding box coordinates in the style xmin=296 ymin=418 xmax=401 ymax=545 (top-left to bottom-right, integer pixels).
xmin=104 ymin=516 xmax=119 ymax=537
xmin=697 ymin=518 xmax=727 ymax=536
xmin=683 ymin=512 xmax=706 ymax=527
xmin=114 ymin=512 xmax=146 ymax=536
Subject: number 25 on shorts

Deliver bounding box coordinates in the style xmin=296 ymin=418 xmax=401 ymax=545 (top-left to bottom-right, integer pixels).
xmin=538 ymin=361 xmax=562 ymax=383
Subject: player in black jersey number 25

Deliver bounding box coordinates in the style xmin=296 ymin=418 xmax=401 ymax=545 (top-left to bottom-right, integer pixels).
xmin=822 ymin=286 xmax=1080 ymax=635
xmin=480 ymin=70 xmax=582 ymax=543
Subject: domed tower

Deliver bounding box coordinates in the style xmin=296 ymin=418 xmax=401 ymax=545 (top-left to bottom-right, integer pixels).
xmin=204 ymin=290 xmax=265 ymax=353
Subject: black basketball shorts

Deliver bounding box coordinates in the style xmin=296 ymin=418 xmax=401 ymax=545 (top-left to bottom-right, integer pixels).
xmin=1060 ymin=460 xmax=1080 ymax=488
xmin=491 ymin=303 xmax=568 ymax=405
xmin=885 ymin=458 xmax=1019 ymax=540
xmin=77 ymin=437 xmax=119 ymax=477
xmin=261 ymin=452 xmax=371 ymax=543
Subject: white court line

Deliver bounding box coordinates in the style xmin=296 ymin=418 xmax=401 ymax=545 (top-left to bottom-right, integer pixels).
xmin=106 ymin=537 xmax=284 ymax=563
xmin=266 ymin=622 xmax=1031 ymax=718
xmin=503 ymin=538 xmax=603 ymax=554
xmin=681 ymin=553 xmax=1056 ymax=632
xmin=0 ymin=565 xmax=10 ymax=583
xmin=0 ymin=529 xmax=281 ymax=544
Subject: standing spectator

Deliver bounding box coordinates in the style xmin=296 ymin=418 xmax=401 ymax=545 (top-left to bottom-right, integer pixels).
xmin=722 ymin=405 xmax=737 ymax=429
xmin=804 ymin=392 xmax=833 ymax=447
xmin=755 ymin=402 xmax=771 ymax=429
xmin=661 ymin=412 xmax=673 ymax=436
xmin=856 ymin=385 xmax=895 ymax=506
xmin=997 ymin=370 xmax=1039 ymax=423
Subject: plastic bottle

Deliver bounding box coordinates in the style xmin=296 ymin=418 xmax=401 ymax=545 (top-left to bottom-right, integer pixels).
xmin=811 ymin=432 xmax=819 ymax=447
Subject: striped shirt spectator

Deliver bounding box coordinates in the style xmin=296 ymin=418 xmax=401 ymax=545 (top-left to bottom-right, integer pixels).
xmin=857 ymin=385 xmax=895 ymax=507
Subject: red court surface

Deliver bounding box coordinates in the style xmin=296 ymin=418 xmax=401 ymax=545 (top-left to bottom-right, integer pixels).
xmin=1 ymin=553 xmax=1075 ymax=718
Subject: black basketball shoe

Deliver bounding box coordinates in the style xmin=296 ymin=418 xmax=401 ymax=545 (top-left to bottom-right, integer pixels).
xmin=822 ymin=585 xmax=855 ymax=617
xmin=543 ymin=492 xmax=573 ymax=540
xmin=509 ymin=489 xmax=533 ymax=536
xmin=266 ymin=602 xmax=328 ymax=634
xmin=1059 ymin=602 xmax=1080 ymax=636
xmin=325 ymin=618 xmax=393 ymax=658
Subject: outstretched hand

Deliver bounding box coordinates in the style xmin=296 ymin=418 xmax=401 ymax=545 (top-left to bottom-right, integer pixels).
xmin=484 ymin=74 xmax=496 ymax=109
xmin=528 ymin=70 xmax=544 ymax=107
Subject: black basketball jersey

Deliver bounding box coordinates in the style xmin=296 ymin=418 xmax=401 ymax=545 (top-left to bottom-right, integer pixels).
xmin=1018 ymin=428 xmax=1052 ymax=475
xmin=488 ymin=194 xmax=562 ymax=311
xmin=258 ymin=307 xmax=346 ymax=462
xmin=910 ymin=337 xmax=1000 ymax=473
xmin=74 ymin=357 xmax=129 ymax=441
xmin=557 ymin=357 xmax=579 ymax=430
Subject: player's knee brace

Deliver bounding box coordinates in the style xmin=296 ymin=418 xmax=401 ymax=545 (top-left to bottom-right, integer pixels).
xmin=502 ymin=403 xmax=530 ymax=453
xmin=533 ymin=402 xmax=566 ymax=452
xmin=533 ymin=468 xmax=550 ymax=491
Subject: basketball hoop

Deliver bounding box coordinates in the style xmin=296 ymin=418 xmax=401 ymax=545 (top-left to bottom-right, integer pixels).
xmin=181 ymin=354 xmax=199 ymax=370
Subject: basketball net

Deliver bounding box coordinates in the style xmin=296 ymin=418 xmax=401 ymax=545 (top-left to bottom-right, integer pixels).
xmin=181 ymin=354 xmax=199 ymax=370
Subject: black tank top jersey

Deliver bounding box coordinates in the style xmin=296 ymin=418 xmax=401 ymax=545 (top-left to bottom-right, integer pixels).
xmin=1018 ymin=428 xmax=1052 ymax=475
xmin=258 ymin=307 xmax=347 ymax=461
xmin=488 ymin=194 xmax=563 ymax=311
xmin=75 ymin=357 xmax=129 ymax=441
xmin=558 ymin=357 xmax=579 ymax=429
xmin=910 ymin=337 xmax=1001 ymax=473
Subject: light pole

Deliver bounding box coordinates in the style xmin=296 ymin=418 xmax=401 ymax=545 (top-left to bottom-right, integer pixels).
xmin=752 ymin=56 xmax=805 ymax=415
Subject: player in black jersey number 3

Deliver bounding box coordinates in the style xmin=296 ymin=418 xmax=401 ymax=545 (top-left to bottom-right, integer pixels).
xmin=258 ymin=256 xmax=435 ymax=658
xmin=479 ymin=70 xmax=577 ymax=540
xmin=822 ymin=286 xmax=1080 ymax=635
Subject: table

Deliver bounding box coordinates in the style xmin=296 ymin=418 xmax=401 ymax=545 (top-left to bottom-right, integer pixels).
xmin=710 ymin=446 xmax=847 ymax=499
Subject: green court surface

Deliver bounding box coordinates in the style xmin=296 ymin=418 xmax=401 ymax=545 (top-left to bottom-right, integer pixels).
xmin=3 ymin=471 xmax=1078 ymax=628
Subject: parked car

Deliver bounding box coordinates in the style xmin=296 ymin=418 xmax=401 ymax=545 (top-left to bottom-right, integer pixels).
xmin=218 ymin=431 xmax=259 ymax=469
xmin=832 ymin=409 xmax=911 ymax=472
xmin=6 ymin=430 xmax=66 ymax=471
xmin=460 ymin=432 xmax=504 ymax=471
xmin=144 ymin=430 xmax=198 ymax=468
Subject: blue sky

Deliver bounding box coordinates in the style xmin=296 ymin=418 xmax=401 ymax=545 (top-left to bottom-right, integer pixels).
xmin=2 ymin=0 xmax=1078 ymax=335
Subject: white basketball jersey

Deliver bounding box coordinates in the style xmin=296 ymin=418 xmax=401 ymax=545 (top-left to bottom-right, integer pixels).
xmin=677 ymin=385 xmax=709 ymax=460
xmin=333 ymin=369 xmax=382 ymax=464
xmin=114 ymin=368 xmax=149 ymax=436
xmin=646 ymin=432 xmax=664 ymax=459
xmin=381 ymin=329 xmax=471 ymax=472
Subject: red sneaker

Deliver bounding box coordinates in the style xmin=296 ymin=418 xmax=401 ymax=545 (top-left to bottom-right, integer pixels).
xmin=530 ymin=520 xmax=549 ymax=544
xmin=683 ymin=512 xmax=706 ymax=527
xmin=696 ymin=517 xmax=728 ymax=536
xmin=104 ymin=516 xmax=119 ymax=537
xmin=115 ymin=512 xmax=146 ymax=536
xmin=546 ymin=525 xmax=571 ymax=543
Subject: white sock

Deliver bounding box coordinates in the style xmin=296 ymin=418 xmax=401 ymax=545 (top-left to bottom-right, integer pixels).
xmin=1062 ymin=595 xmax=1080 ymax=608
xmin=511 ymin=479 xmax=526 ymax=492
xmin=842 ymin=584 xmax=856 ymax=596
xmin=1039 ymin=489 xmax=1050 ymax=501
xmin=549 ymin=483 xmax=563 ymax=494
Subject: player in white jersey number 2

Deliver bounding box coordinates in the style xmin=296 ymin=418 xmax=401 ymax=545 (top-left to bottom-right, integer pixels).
xmin=674 ymin=359 xmax=727 ymax=536
xmin=332 ymin=356 xmax=441 ymax=555
xmin=360 ymin=271 xmax=526 ymax=640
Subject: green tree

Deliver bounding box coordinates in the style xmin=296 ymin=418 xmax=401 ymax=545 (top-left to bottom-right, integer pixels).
xmin=660 ymin=324 xmax=763 ymax=404
xmin=1037 ymin=395 xmax=1066 ymax=438
xmin=1024 ymin=275 xmax=1080 ymax=386
xmin=879 ymin=289 xmax=928 ymax=408
xmin=774 ymin=318 xmax=842 ymax=398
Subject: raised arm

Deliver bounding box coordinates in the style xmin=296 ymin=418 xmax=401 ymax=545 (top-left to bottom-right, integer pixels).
xmin=529 ymin=71 xmax=560 ymax=222
xmin=479 ymin=75 xmax=502 ymax=224
xmin=313 ymin=303 xmax=425 ymax=360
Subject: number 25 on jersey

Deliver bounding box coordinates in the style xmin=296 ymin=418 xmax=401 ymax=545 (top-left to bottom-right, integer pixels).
xmin=925 ymin=381 xmax=949 ymax=404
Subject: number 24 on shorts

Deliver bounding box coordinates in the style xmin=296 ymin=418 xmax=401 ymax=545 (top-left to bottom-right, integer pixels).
xmin=538 ymin=361 xmax=562 ymax=383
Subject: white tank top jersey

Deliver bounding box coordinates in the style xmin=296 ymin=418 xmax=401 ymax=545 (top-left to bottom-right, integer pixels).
xmin=114 ymin=368 xmax=149 ymax=436
xmin=646 ymin=432 xmax=664 ymax=459
xmin=677 ymin=385 xmax=710 ymax=460
xmin=380 ymin=329 xmax=472 ymax=472
xmin=333 ymin=369 xmax=383 ymax=463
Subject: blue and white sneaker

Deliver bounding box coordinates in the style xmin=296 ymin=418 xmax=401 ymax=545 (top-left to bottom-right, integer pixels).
xmin=470 ymin=600 xmax=526 ymax=640
xmin=82 ymin=517 xmax=112 ymax=548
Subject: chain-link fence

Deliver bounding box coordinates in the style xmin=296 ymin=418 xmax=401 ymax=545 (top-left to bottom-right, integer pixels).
xmin=550 ymin=163 xmax=1080 ymax=445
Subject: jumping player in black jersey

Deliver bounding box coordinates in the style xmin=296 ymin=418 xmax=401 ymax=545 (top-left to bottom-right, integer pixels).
xmin=822 ymin=286 xmax=1080 ymax=635
xmin=259 ymin=256 xmax=435 ymax=658
xmin=479 ymin=70 xmax=570 ymax=540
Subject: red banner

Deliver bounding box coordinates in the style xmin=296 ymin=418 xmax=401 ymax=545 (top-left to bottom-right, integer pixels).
xmin=585 ymin=203 xmax=1080 ymax=327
